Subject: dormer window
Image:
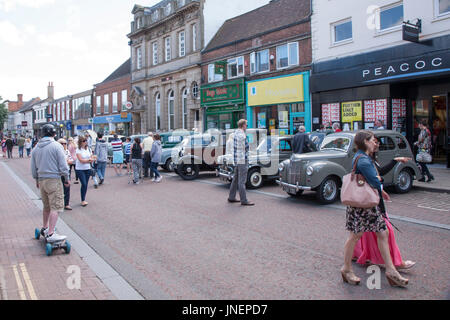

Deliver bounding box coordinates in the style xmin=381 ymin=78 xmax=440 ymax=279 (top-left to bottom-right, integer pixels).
xmin=165 ymin=3 xmax=172 ymax=15
xmin=153 ymin=10 xmax=159 ymax=22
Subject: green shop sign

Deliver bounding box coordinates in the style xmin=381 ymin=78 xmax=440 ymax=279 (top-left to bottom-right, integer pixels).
xmin=201 ymin=79 xmax=245 ymax=107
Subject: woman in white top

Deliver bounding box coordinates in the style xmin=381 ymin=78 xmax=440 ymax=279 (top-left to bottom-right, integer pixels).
xmin=24 ymin=137 xmax=32 ymax=157
xmin=75 ymin=137 xmax=94 ymax=207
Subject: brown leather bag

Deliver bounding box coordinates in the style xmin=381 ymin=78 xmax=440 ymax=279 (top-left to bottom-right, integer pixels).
xmin=341 ymin=155 xmax=380 ymax=208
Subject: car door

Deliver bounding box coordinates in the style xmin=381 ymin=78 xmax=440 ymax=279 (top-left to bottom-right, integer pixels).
xmin=375 ymin=135 xmax=397 ymax=182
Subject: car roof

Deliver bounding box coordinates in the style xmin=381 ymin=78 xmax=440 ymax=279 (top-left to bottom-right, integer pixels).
xmin=326 ymin=130 xmax=401 ymax=137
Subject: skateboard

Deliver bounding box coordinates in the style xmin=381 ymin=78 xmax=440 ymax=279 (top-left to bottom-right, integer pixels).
xmin=34 ymin=228 xmax=71 ymax=256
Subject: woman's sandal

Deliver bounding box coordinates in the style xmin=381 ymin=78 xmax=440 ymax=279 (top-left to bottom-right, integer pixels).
xmin=81 ymin=202 xmax=88 ymax=207
xmin=397 ymin=260 xmax=416 ymax=270
xmin=386 ymin=271 xmax=409 ymax=287
xmin=341 ymin=269 xmax=361 ymax=285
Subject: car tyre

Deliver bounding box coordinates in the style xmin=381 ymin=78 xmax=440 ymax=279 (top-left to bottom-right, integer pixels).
xmin=164 ymin=158 xmax=174 ymax=172
xmin=177 ymin=163 xmax=200 ymax=180
xmin=246 ymin=168 xmax=263 ymax=189
xmin=316 ymin=176 xmax=339 ymax=204
xmin=394 ymin=169 xmax=413 ymax=194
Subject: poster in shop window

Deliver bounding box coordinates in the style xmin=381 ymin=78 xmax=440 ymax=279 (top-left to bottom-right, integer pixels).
xmin=257 ymin=112 xmax=266 ymax=129
xmin=341 ymin=101 xmax=362 ymax=131
xmin=279 ymin=111 xmax=289 ymax=128
xmin=321 ymin=103 xmax=340 ymax=125
xmin=364 ymin=99 xmax=387 ymax=128
xmin=392 ymin=99 xmax=407 ymax=135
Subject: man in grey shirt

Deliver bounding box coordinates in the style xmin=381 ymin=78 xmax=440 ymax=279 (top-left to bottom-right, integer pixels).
xmin=31 ymin=124 xmax=69 ymax=243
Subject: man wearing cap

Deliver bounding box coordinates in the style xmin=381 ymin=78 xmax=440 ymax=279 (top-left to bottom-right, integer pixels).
xmin=31 ymin=124 xmax=69 ymax=242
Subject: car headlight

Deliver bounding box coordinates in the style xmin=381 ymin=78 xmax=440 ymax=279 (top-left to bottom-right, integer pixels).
xmin=306 ymin=165 xmax=314 ymax=176
xmin=278 ymin=162 xmax=285 ymax=173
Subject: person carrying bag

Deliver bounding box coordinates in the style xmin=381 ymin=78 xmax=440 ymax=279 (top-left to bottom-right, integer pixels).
xmin=340 ymin=130 xmax=408 ymax=288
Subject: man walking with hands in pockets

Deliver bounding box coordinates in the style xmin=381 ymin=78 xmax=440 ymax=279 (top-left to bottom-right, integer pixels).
xmin=228 ymin=119 xmax=254 ymax=206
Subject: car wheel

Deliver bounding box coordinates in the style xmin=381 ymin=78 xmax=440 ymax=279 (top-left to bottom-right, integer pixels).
xmin=316 ymin=176 xmax=339 ymax=204
xmin=164 ymin=158 xmax=174 ymax=172
xmin=246 ymin=168 xmax=263 ymax=189
xmin=394 ymin=169 xmax=413 ymax=194
xmin=287 ymin=190 xmax=304 ymax=197
xmin=177 ymin=163 xmax=200 ymax=180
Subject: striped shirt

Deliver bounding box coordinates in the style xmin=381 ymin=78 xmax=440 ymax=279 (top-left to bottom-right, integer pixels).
xmin=124 ymin=142 xmax=132 ymax=155
xmin=111 ymin=140 xmax=123 ymax=152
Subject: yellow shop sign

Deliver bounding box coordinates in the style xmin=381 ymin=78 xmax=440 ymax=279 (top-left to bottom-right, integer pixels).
xmin=247 ymin=74 xmax=304 ymax=106
xmin=341 ymin=101 xmax=362 ymax=122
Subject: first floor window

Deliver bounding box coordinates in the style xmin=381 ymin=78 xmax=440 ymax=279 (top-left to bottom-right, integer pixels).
xmin=191 ymin=82 xmax=199 ymax=99
xmin=121 ymin=90 xmax=128 ymax=111
xmin=227 ymin=56 xmax=244 ymax=78
xmin=168 ymin=90 xmax=174 ymax=130
xmin=104 ymin=94 xmax=109 ymax=113
xmin=208 ymin=64 xmax=223 ymax=82
xmin=96 ymin=96 xmax=101 ymax=114
xmin=112 ymin=92 xmax=118 ymax=113
xmin=379 ymin=3 xmax=403 ymax=31
xmin=152 ymin=42 xmax=158 ymax=65
xmin=165 ymin=37 xmax=171 ymax=61
xmin=192 ymin=24 xmax=197 ymax=52
xmin=136 ymin=47 xmax=143 ymax=69
xmin=332 ymin=19 xmax=352 ymax=43
xmin=251 ymin=50 xmax=269 ymax=73
xmin=179 ymin=31 xmax=185 ymax=57
xmin=277 ymin=42 xmax=299 ymax=69
xmin=436 ymin=0 xmax=450 ymax=15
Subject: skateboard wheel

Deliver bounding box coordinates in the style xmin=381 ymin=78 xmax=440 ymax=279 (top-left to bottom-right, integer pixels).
xmin=45 ymin=243 xmax=53 ymax=256
xmin=64 ymin=241 xmax=71 ymax=254
xmin=35 ymin=228 xmax=41 ymax=240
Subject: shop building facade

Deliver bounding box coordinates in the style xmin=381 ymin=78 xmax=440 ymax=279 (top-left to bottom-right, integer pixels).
xmin=93 ymin=59 xmax=132 ymax=136
xmin=201 ymin=0 xmax=312 ymax=135
xmin=70 ymin=89 xmax=93 ymax=136
xmin=127 ymin=0 xmax=205 ymax=134
xmin=311 ymin=0 xmax=450 ymax=167
xmin=48 ymin=95 xmax=72 ymax=138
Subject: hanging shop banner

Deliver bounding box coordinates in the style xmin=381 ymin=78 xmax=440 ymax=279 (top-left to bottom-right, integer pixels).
xmin=247 ymin=74 xmax=304 ymax=107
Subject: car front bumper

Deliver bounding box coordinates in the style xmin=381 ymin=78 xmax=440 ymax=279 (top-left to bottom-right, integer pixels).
xmin=276 ymin=178 xmax=312 ymax=192
xmin=216 ymin=169 xmax=233 ymax=182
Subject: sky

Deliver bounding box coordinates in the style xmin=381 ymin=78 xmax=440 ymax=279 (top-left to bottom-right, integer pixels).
xmin=0 ymin=0 xmax=268 ymax=103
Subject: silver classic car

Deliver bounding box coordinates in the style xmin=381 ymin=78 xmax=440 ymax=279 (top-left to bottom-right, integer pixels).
xmin=277 ymin=130 xmax=422 ymax=204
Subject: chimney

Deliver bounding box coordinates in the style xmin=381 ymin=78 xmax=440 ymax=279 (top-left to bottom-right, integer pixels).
xmin=48 ymin=82 xmax=54 ymax=100
xmin=17 ymin=94 xmax=23 ymax=108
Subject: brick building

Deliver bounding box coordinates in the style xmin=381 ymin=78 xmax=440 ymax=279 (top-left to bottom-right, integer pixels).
xmin=127 ymin=0 xmax=205 ymax=134
xmin=5 ymin=94 xmax=24 ymax=134
xmin=201 ymin=0 xmax=313 ymax=134
xmin=93 ymin=59 xmax=132 ymax=136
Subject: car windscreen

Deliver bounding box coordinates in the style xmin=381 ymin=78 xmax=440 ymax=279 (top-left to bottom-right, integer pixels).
xmin=256 ymin=138 xmax=272 ymax=153
xmin=320 ymin=136 xmax=351 ymax=152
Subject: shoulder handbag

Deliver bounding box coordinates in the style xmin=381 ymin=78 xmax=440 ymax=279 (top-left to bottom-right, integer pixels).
xmin=416 ymin=150 xmax=432 ymax=163
xmin=341 ymin=155 xmax=380 ymax=208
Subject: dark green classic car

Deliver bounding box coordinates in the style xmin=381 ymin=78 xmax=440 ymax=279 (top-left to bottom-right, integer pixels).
xmin=277 ymin=130 xmax=423 ymax=204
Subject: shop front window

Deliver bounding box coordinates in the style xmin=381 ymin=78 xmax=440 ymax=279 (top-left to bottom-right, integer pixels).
xmin=220 ymin=113 xmax=232 ymax=130
xmin=207 ymin=115 xmax=219 ymax=129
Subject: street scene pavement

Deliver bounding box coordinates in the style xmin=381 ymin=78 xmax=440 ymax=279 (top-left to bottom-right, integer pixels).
xmin=1 ymin=150 xmax=449 ymax=300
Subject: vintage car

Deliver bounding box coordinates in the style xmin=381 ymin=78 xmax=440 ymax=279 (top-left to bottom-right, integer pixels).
xmin=277 ymin=130 xmax=422 ymax=204
xmin=172 ymin=130 xmax=227 ymax=180
xmin=216 ymin=132 xmax=325 ymax=189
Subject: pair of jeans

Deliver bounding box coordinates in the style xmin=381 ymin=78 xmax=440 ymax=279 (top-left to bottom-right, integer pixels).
xmin=18 ymin=146 xmax=24 ymax=157
xmin=26 ymin=148 xmax=31 ymax=157
xmin=150 ymin=162 xmax=160 ymax=178
xmin=69 ymin=164 xmax=78 ymax=181
xmin=228 ymin=164 xmax=249 ymax=204
xmin=96 ymin=161 xmax=106 ymax=181
xmin=132 ymin=159 xmax=143 ymax=182
xmin=7 ymin=147 xmax=12 ymax=158
xmin=75 ymin=169 xmax=90 ymax=202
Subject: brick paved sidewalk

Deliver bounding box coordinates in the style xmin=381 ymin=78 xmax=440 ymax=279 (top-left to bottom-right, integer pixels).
xmin=0 ymin=164 xmax=116 ymax=300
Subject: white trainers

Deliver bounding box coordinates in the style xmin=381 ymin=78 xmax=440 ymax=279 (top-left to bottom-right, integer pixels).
xmin=156 ymin=176 xmax=162 ymax=183
xmin=46 ymin=232 xmax=67 ymax=243
xmin=151 ymin=177 xmax=156 ymax=182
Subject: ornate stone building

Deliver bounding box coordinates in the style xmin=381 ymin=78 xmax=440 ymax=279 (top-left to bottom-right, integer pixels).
xmin=127 ymin=0 xmax=205 ymax=134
